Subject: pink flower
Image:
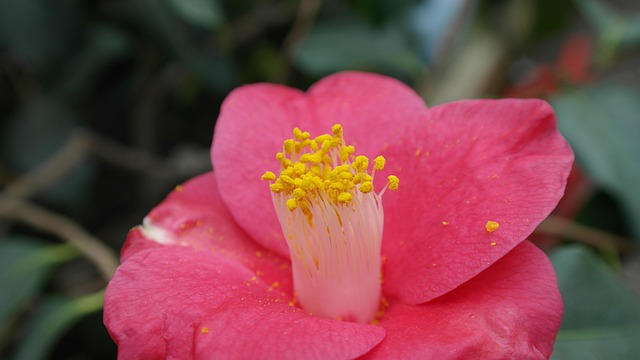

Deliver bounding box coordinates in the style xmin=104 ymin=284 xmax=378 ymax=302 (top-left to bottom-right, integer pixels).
xmin=104 ymin=72 xmax=573 ymax=359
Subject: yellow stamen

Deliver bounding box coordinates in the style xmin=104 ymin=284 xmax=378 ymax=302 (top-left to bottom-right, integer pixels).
xmin=261 ymin=171 xmax=276 ymax=181
xmin=260 ymin=124 xmax=399 ymax=218
xmin=337 ymin=192 xmax=352 ymax=203
xmin=332 ymin=124 xmax=343 ymax=137
xmin=388 ymin=175 xmax=399 ymax=191
xmin=359 ymin=181 xmax=373 ymax=193
xmin=261 ymin=124 xmax=401 ymax=324
xmin=286 ymin=198 xmax=298 ymax=210
xmin=374 ymin=156 xmax=386 ymax=170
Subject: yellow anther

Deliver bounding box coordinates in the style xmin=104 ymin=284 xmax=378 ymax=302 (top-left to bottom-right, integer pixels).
xmin=261 ymin=171 xmax=276 ymax=181
xmin=321 ymin=140 xmax=332 ymax=152
xmin=293 ymin=127 xmax=310 ymax=141
xmin=283 ymin=139 xmax=295 ymax=153
xmin=332 ymin=124 xmax=343 ymax=137
xmin=374 ymin=156 xmax=386 ymax=170
xmin=339 ymin=172 xmax=354 ymax=180
xmin=270 ymin=182 xmax=285 ymax=192
xmin=314 ymin=134 xmax=332 ymax=143
xmin=485 ymin=221 xmax=500 ymax=233
xmin=293 ymin=188 xmax=306 ymax=199
xmin=281 ymin=167 xmax=294 ymax=177
xmin=275 ymin=152 xmax=285 ymax=160
xmin=353 ymin=156 xmax=369 ymax=171
xmin=359 ymin=181 xmax=373 ymax=193
xmin=293 ymin=163 xmax=306 ymax=175
xmin=310 ymin=165 xmax=322 ymax=176
xmin=280 ymin=175 xmax=295 ymax=186
xmin=337 ymin=192 xmax=352 ymax=203
xmin=353 ymin=173 xmax=372 ymax=183
xmin=299 ymin=154 xmax=312 ymax=163
xmin=388 ymin=175 xmax=399 ymax=191
xmin=329 ymin=182 xmax=346 ymax=191
xmin=340 ymin=145 xmax=355 ymax=162
xmin=286 ymin=198 xmax=298 ymax=210
xmin=293 ymin=178 xmax=304 ymax=188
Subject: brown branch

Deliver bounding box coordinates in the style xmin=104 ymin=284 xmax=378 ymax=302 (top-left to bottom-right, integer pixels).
xmin=84 ymin=130 xmax=180 ymax=180
xmin=536 ymin=215 xmax=634 ymax=253
xmin=2 ymin=128 xmax=208 ymax=281
xmin=226 ymin=2 xmax=295 ymax=48
xmin=4 ymin=128 xmax=209 ymax=200
xmin=4 ymin=131 xmax=91 ymax=199
xmin=281 ymin=0 xmax=323 ymax=60
xmin=0 ymin=196 xmax=118 ymax=280
xmin=269 ymin=0 xmax=323 ymax=83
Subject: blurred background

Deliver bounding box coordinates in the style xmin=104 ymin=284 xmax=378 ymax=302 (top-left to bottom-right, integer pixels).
xmin=1 ymin=0 xmax=639 ymax=358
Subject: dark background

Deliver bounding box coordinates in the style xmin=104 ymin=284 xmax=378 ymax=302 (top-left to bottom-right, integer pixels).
xmin=1 ymin=0 xmax=640 ymax=359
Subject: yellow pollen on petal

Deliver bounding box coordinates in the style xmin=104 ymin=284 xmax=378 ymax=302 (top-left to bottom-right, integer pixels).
xmin=485 ymin=221 xmax=500 ymax=233
xmin=201 ymin=327 xmax=209 ymax=334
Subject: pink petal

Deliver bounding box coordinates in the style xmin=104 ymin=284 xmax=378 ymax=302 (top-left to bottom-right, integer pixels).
xmin=104 ymin=247 xmax=385 ymax=359
xmin=380 ymin=99 xmax=573 ymax=304
xmin=211 ymin=71 xmax=426 ymax=257
xmin=366 ymin=241 xmax=562 ymax=359
xmin=121 ymin=171 xmax=294 ymax=295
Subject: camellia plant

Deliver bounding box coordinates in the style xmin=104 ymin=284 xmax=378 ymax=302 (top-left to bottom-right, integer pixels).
xmin=104 ymin=72 xmax=573 ymax=359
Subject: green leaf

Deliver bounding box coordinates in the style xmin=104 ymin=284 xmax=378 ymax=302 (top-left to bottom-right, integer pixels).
xmin=296 ymin=20 xmax=423 ymax=78
xmin=571 ymin=0 xmax=640 ymax=49
xmin=551 ymin=85 xmax=640 ymax=240
xmin=9 ymin=291 xmax=104 ymax=360
xmin=0 ymin=0 xmax=79 ymax=73
xmin=163 ymin=0 xmax=224 ymax=29
xmin=0 ymin=237 xmax=78 ymax=337
xmin=125 ymin=0 xmax=233 ymax=91
xmin=55 ymin=25 xmax=131 ymax=100
xmin=550 ymin=245 xmax=640 ymax=359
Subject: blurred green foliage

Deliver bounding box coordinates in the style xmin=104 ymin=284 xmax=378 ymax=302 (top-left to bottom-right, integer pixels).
xmin=1 ymin=0 xmax=639 ymax=359
xmin=551 ymin=245 xmax=640 ymax=359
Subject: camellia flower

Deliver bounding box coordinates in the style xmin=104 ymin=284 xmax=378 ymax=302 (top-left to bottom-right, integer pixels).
xmin=104 ymin=72 xmax=573 ymax=359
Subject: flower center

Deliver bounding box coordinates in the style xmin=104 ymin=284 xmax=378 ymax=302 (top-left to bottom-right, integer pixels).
xmin=261 ymin=124 xmax=398 ymax=323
